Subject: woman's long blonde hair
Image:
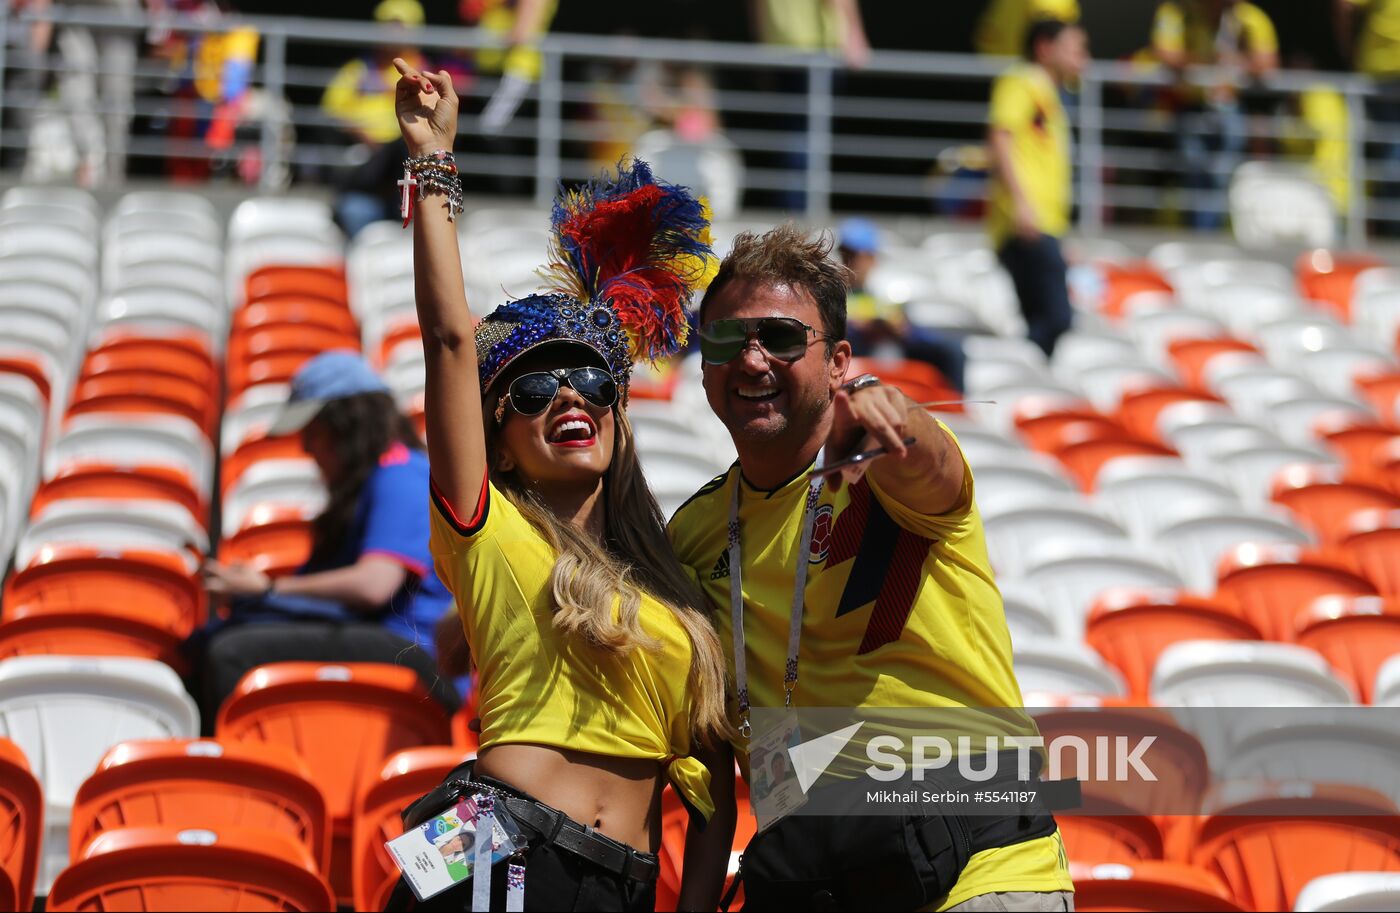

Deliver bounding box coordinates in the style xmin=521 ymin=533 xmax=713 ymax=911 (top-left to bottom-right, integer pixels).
xmin=488 ymin=406 xmax=732 ymax=746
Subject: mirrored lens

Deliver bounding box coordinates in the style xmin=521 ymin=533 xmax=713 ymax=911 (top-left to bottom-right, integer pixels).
xmin=508 ymin=373 xmax=560 ymax=416
xmin=698 ymin=319 xmax=748 ymax=366
xmin=569 ymin=367 xmax=617 ymax=408
xmin=757 ymin=318 xmax=811 ymax=359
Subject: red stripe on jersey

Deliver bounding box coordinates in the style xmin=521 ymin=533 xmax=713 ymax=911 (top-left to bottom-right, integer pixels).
xmin=826 ymin=479 xmax=871 ymax=567
xmin=858 ymin=528 xmax=933 ymax=654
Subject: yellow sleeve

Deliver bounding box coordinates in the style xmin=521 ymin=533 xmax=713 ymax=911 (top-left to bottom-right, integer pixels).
xmin=1238 ymin=3 xmax=1279 ymax=54
xmin=1032 ymin=0 xmax=1080 ymax=20
xmin=989 ymin=71 xmax=1034 ymax=132
xmin=974 ymin=0 xmax=1017 ymax=56
xmin=1151 ymin=2 xmax=1186 ymax=56
xmin=865 ymin=421 xmax=975 ymax=542
xmin=320 ymin=59 xmax=366 ymax=121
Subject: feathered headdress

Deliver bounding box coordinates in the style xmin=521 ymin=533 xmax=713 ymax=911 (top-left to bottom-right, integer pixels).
xmin=474 ymin=161 xmax=715 ymax=403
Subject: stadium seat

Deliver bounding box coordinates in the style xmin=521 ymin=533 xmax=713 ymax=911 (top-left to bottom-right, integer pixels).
xmin=82 ymin=332 xmax=217 ymax=390
xmin=17 ymin=498 xmax=207 ymax=571
xmin=30 ymin=462 xmax=206 ymax=524
xmin=1379 ymin=655 xmax=1400 ymax=706
xmin=1296 ymin=248 xmax=1386 ymax=320
xmin=1267 ymin=395 xmax=1374 ymax=448
xmin=219 ymin=507 xmax=315 ymax=577
xmin=1356 ymin=368 xmax=1400 ymax=418
xmin=70 ymin=739 xmax=329 ymax=873
xmin=0 ymin=738 xmax=41 ymax=913
xmin=1114 ymin=384 xmax=1224 ymax=443
xmin=1153 ymin=508 xmax=1311 ymax=593
xmin=982 ymin=493 xmax=1128 ymax=578
xmin=1011 ymin=642 xmax=1127 ymax=697
xmin=1095 ymin=456 xmax=1240 ymax=541
xmin=847 ymin=357 xmax=955 ymax=405
xmin=1214 ymin=369 xmax=1322 ymax=426
xmin=1155 ymin=402 xmax=1277 ymax=465
xmin=1296 ymin=596 xmax=1400 ymax=703
xmin=221 ymin=459 xmax=325 ymax=539
xmin=1338 ymin=510 xmax=1400 ymax=596
xmin=1298 ymin=345 xmax=1395 ymax=400
xmin=1128 ymin=309 xmax=1227 ymax=369
xmin=1166 ymin=337 xmax=1260 ymax=392
xmin=998 ymin=583 xmax=1058 ymax=643
xmin=0 ymin=607 xmax=187 ymax=672
xmin=1271 ymin=464 xmax=1400 ymax=544
xmin=1224 ymin=714 xmax=1400 ymax=809
xmin=226 ymin=326 xmax=361 ymax=394
xmin=1085 ymin=588 xmax=1261 ymax=701
xmin=221 ymin=435 xmax=309 ymax=497
xmin=1011 ymin=396 xmax=1106 ymax=452
xmin=215 ymin=662 xmax=452 ymax=904
xmin=1021 ymin=540 xmax=1185 ymax=640
xmin=1068 ymin=860 xmax=1245 ymax=912
xmin=1215 ymin=542 xmax=1379 ymax=641
xmin=1213 ymin=443 xmax=1340 ymax=507
xmin=242 ymin=264 xmax=347 ymax=308
xmin=1151 ymin=640 xmax=1354 ymax=708
xmin=1188 ymin=784 xmax=1400 ymax=912
xmin=1052 ymin=330 xmax=1141 ymax=380
xmin=974 ymin=382 xmax=1083 ymax=435
xmin=1055 ymin=798 xmax=1166 ymax=866
xmin=66 ymin=372 xmax=217 ymax=437
xmin=0 ymin=656 xmax=199 ymax=893
xmin=353 ymin=746 xmax=474 ymax=912
xmin=1316 ymin=414 xmax=1400 ymax=479
xmin=1295 ymin=871 xmax=1400 ymax=913
xmin=46 ymin=826 xmax=334 ymax=912
xmin=46 ymin=414 xmax=213 ymax=497
xmin=1053 ymin=437 xmax=1178 ymax=492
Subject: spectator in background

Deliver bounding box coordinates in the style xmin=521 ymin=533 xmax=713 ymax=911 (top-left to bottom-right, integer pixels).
xmin=1336 ymin=0 xmax=1400 ymax=221
xmin=320 ymin=0 xmax=428 ymax=236
xmin=838 ymin=218 xmax=967 ymax=391
xmin=974 ymin=0 xmax=1080 ymax=58
xmin=1151 ymin=0 xmax=1278 ymax=230
xmin=750 ymin=0 xmax=870 ymax=210
xmin=195 ymin=352 xmax=458 ymax=722
xmin=987 ymin=19 xmax=1087 ymax=357
xmin=1279 ymin=52 xmax=1351 ymax=222
xmin=463 ymin=0 xmax=557 ymax=133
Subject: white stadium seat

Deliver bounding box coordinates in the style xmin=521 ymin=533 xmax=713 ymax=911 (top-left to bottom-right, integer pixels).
xmin=17 ymin=499 xmax=209 ymax=570
xmin=1154 ymin=508 xmax=1312 ymax=592
xmin=1012 ymin=642 xmax=1127 ymax=698
xmin=1095 ymin=456 xmax=1241 ymax=540
xmin=1295 ymin=872 xmax=1400 ymax=913
xmin=222 ymin=459 xmax=326 ymax=538
xmin=1021 ymin=540 xmax=1185 ymax=640
xmin=983 ymin=493 xmax=1129 ymax=578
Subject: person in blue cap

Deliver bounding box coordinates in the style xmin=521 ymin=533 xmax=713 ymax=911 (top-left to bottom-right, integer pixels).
xmin=837 ymin=217 xmax=966 ymax=391
xmin=194 ymin=349 xmax=459 ymax=720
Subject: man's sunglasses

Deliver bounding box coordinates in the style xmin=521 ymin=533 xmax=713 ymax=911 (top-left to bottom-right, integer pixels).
xmin=496 ymin=366 xmax=618 ymax=421
xmin=698 ymin=317 xmax=835 ymax=366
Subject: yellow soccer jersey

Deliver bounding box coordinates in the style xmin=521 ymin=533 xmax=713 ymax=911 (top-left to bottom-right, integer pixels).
xmin=987 ymin=63 xmax=1071 ymax=246
xmin=667 ymin=424 xmax=1072 ymax=907
xmin=1350 ymin=0 xmax=1400 ymax=79
xmin=1151 ymin=0 xmax=1278 ymax=63
xmin=430 ymin=478 xmax=714 ymax=819
xmin=975 ymin=0 xmax=1082 ymax=58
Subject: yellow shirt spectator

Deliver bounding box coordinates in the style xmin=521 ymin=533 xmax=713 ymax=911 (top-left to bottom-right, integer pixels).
xmin=1151 ymin=0 xmax=1278 ymax=64
xmin=320 ymin=57 xmax=413 ymax=144
xmin=1282 ymin=85 xmax=1351 ymax=214
xmin=986 ymin=63 xmax=1071 ymax=246
xmin=975 ymin=0 xmax=1081 ymax=57
xmin=1348 ymin=0 xmax=1400 ymax=78
xmin=668 ymin=429 xmax=1072 ymax=910
xmin=755 ymin=0 xmax=841 ymax=49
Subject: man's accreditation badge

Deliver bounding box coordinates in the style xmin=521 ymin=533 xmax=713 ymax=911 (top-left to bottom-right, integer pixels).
xmin=748 ymin=714 xmax=808 ymax=831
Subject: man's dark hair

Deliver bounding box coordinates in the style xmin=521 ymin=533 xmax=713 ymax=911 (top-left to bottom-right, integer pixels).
xmin=698 ymin=222 xmax=851 ymax=348
xmin=1024 ymin=17 xmax=1071 ymax=61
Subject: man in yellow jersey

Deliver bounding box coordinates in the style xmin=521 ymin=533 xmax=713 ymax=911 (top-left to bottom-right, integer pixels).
xmin=987 ymin=19 xmax=1087 ymax=357
xmin=669 ymin=224 xmax=1073 ymax=911
xmin=1336 ymin=0 xmax=1400 ymax=224
xmin=974 ymin=0 xmax=1081 ymax=58
xmin=1151 ymin=0 xmax=1278 ymax=228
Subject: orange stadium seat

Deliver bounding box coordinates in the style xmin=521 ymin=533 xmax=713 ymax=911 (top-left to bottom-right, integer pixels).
xmin=1271 ymin=464 xmax=1400 ymax=544
xmin=1166 ymin=336 xmax=1259 ymax=392
xmin=0 ymin=738 xmax=42 ymax=913
xmin=1053 ymin=437 xmax=1178 ymax=492
xmin=46 ymin=826 xmax=334 ymax=913
xmin=0 ymin=350 xmax=54 ymax=404
xmin=0 ymin=606 xmax=187 ymax=672
xmin=1188 ymin=784 xmax=1400 ymax=912
xmin=1115 ymin=384 xmax=1224 ymax=443
xmin=848 ymin=357 xmax=957 ymax=407
xmin=227 ymin=327 xmax=361 ymax=395
xmin=244 ymin=265 xmax=348 ymax=307
xmin=1215 ymin=543 xmax=1379 ymax=641
xmin=221 ymin=436 xmax=308 ymax=497
xmin=1070 ymin=860 xmax=1245 ymax=912
xmin=375 ymin=320 xmax=425 ymax=371
xmin=233 ymin=297 xmax=358 ymax=339
xmin=219 ymin=508 xmax=314 ymax=577
xmin=352 ymin=746 xmax=474 ymax=912
xmin=1316 ymin=414 xmax=1400 ymax=479
xmin=1356 ymin=368 xmax=1400 ymax=419
xmin=215 ymin=662 xmax=452 ymax=904
xmin=1340 ymin=509 xmax=1400 ymax=596
xmin=1296 ymin=249 xmax=1386 ymax=321
xmin=81 ymin=342 xmax=218 ymax=400
xmin=2 ymin=545 xmax=206 ymax=639
xmin=1295 ymin=595 xmax=1400 ymax=703
xmin=65 ymin=374 xmax=218 ymax=438
xmin=1096 ymin=262 xmax=1174 ymax=319
xmin=1085 ymin=588 xmax=1261 ymax=701
xmin=30 ymin=463 xmax=206 ymax=524
xmin=1055 ymin=796 xmax=1166 ymax=865
xmin=1012 ymin=399 xmax=1108 ymax=452
xmin=70 ymin=739 xmax=329 ymax=873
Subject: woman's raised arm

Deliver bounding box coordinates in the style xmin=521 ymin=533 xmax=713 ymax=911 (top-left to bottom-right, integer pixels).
xmin=393 ymin=58 xmax=487 ymax=512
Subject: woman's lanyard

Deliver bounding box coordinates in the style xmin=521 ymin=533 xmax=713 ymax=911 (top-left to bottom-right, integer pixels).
xmin=728 ymin=466 xmax=825 ymax=739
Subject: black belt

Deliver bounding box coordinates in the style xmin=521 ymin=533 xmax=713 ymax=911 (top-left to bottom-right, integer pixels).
xmin=404 ymin=769 xmax=659 ymax=886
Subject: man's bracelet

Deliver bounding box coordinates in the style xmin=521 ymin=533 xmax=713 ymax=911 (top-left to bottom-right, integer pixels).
xmin=841 ymin=373 xmax=882 ymax=394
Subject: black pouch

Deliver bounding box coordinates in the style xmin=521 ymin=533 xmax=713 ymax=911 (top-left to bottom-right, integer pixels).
xmin=734 ymin=810 xmax=973 ymax=912
xmin=400 ymin=758 xmax=479 ymax=830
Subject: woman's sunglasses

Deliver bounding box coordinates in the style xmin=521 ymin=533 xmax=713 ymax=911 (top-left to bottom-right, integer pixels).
xmin=496 ymin=366 xmax=618 ymax=422
xmin=698 ymin=317 xmax=834 ymax=365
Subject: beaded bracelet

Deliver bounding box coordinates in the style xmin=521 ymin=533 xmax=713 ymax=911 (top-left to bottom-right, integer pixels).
xmin=399 ymin=149 xmax=465 ymax=226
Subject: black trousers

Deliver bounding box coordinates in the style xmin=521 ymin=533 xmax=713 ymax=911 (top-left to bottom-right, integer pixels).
xmin=384 ymin=775 xmax=657 ymax=912
xmin=997 ymin=233 xmax=1074 ymax=358
xmin=197 ymin=621 xmax=460 ymax=729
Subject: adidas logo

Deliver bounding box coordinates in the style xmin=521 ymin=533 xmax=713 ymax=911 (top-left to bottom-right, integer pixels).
xmin=710 ymin=551 xmax=730 ymax=580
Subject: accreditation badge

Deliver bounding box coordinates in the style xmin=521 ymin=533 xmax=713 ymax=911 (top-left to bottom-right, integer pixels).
xmin=748 ymin=713 xmax=809 ymax=831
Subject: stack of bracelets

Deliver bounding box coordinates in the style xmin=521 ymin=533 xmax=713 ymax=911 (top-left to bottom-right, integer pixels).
xmin=400 ymin=149 xmax=465 ymax=226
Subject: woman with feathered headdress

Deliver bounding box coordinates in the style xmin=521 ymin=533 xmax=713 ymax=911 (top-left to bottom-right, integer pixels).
xmin=384 ymin=60 xmax=735 ymax=912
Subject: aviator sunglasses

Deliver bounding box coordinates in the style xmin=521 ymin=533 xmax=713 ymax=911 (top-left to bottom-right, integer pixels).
xmin=698 ymin=317 xmax=835 ymax=366
xmin=496 ymin=366 xmax=618 ymax=422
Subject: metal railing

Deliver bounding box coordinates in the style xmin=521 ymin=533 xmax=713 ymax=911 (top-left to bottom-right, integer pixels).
xmin=0 ymin=4 xmax=1387 ymax=243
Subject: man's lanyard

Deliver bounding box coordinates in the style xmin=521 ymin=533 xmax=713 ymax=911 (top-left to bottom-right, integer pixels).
xmin=727 ymin=465 xmax=825 ymax=739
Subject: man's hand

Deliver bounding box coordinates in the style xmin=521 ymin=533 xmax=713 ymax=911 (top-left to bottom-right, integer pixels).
xmin=1013 ymin=199 xmax=1041 ymax=241
xmin=824 ymin=383 xmax=913 ymax=491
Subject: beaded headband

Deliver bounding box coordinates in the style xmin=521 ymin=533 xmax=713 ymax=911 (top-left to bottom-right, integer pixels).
xmin=475 ymin=161 xmax=715 ymax=404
